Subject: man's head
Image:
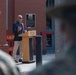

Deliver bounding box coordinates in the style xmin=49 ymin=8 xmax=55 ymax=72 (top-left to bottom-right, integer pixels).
xmin=0 ymin=50 xmax=21 ymax=75
xmin=17 ymin=15 xmax=23 ymax=23
xmin=47 ymin=0 xmax=76 ymax=43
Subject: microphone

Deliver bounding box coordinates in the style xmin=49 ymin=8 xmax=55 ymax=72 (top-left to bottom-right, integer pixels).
xmin=28 ymin=27 xmax=32 ymax=30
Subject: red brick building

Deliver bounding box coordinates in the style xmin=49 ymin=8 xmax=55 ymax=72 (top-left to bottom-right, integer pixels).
xmin=0 ymin=0 xmax=47 ymax=54
xmin=0 ymin=0 xmax=8 ymax=53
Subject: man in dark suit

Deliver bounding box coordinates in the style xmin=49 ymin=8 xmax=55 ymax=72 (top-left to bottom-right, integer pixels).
xmin=28 ymin=0 xmax=76 ymax=75
xmin=13 ymin=15 xmax=25 ymax=62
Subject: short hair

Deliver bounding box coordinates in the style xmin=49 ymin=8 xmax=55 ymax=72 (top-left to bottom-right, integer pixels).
xmin=17 ymin=15 xmax=23 ymax=19
xmin=0 ymin=50 xmax=21 ymax=75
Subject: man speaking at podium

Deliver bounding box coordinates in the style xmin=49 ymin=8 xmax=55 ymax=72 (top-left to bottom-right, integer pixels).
xmin=13 ymin=15 xmax=25 ymax=62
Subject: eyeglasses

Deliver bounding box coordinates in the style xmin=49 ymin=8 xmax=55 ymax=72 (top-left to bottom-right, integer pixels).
xmin=18 ymin=17 xmax=23 ymax=19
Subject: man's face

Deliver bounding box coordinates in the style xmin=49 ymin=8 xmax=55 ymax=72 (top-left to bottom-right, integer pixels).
xmin=17 ymin=17 xmax=23 ymax=23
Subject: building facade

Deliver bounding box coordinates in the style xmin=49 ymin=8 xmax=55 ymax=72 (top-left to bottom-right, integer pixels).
xmin=0 ymin=0 xmax=56 ymax=54
xmin=0 ymin=0 xmax=8 ymax=53
xmin=46 ymin=0 xmax=64 ymax=56
xmin=46 ymin=0 xmax=55 ymax=53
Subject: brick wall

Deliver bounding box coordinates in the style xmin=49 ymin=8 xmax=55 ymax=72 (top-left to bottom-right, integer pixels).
xmin=0 ymin=0 xmax=6 ymax=44
xmin=4 ymin=0 xmax=46 ymax=54
xmin=14 ymin=0 xmax=46 ymax=33
xmin=0 ymin=0 xmax=46 ymax=53
xmin=0 ymin=0 xmax=8 ymax=53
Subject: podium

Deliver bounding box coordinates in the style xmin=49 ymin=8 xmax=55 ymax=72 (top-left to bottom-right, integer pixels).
xmin=19 ymin=30 xmax=36 ymax=63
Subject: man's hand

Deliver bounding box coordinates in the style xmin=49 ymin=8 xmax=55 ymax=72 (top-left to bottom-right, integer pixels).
xmin=24 ymin=30 xmax=27 ymax=32
xmin=18 ymin=26 xmax=22 ymax=31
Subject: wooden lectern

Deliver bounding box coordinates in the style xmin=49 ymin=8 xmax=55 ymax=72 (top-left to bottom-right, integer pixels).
xmin=19 ymin=30 xmax=36 ymax=63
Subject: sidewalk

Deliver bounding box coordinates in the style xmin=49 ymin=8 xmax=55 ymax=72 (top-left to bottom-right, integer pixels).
xmin=17 ymin=54 xmax=55 ymax=75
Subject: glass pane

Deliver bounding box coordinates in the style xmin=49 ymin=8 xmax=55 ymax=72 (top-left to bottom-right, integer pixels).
xmin=46 ymin=0 xmax=54 ymax=7
xmin=46 ymin=18 xmax=52 ymax=30
xmin=46 ymin=34 xmax=52 ymax=47
xmin=49 ymin=0 xmax=54 ymax=6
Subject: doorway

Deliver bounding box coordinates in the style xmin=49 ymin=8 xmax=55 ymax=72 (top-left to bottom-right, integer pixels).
xmin=46 ymin=18 xmax=55 ymax=53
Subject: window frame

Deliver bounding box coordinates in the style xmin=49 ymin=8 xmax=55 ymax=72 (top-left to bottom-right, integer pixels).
xmin=25 ymin=13 xmax=36 ymax=28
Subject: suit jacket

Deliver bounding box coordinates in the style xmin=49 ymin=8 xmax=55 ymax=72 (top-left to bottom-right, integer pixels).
xmin=13 ymin=21 xmax=25 ymax=41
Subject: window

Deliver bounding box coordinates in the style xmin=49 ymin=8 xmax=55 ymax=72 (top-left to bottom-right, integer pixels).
xmin=46 ymin=0 xmax=48 ymax=7
xmin=26 ymin=14 xmax=36 ymax=27
xmin=46 ymin=34 xmax=52 ymax=47
xmin=46 ymin=18 xmax=52 ymax=30
xmin=46 ymin=0 xmax=54 ymax=7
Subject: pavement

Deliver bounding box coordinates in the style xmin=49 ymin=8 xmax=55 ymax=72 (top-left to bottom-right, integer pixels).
xmin=17 ymin=54 xmax=55 ymax=75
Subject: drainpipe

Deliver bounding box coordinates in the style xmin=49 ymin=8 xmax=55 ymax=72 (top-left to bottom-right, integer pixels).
xmin=6 ymin=0 xmax=8 ymax=30
xmin=6 ymin=0 xmax=8 ymax=44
